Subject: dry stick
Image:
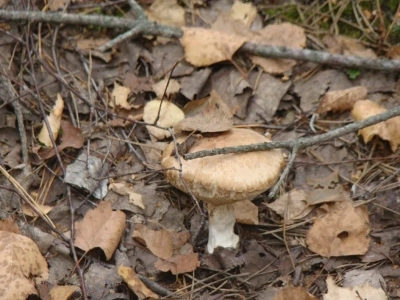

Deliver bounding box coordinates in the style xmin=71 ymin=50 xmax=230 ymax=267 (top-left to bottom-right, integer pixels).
xmin=185 ymin=106 xmax=400 ymax=160
xmin=1 ymin=10 xmax=400 ymax=71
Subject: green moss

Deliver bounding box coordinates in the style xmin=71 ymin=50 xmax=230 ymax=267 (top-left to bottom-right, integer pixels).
xmin=263 ymin=4 xmax=302 ymax=23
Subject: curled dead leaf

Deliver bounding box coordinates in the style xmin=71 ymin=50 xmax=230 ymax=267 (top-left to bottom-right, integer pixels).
xmin=143 ymin=100 xmax=185 ymax=140
xmin=352 ymin=100 xmax=400 ymax=151
xmin=37 ymin=93 xmax=64 ymax=147
xmin=74 ymin=201 xmax=126 ymax=261
xmin=317 ymin=86 xmax=368 ymax=114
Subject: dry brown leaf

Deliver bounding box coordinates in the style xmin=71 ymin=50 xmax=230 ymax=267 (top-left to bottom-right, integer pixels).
xmin=233 ymin=200 xmax=259 ymax=225
xmin=132 ymin=224 xmax=174 ymax=259
xmin=251 ymin=23 xmax=306 ymax=74
xmin=307 ymin=170 xmax=349 ymax=205
xmin=274 ymin=286 xmax=318 ymax=300
xmin=74 ymin=201 xmax=126 ymax=260
xmin=146 ymin=0 xmax=185 ymax=27
xmin=118 ymin=266 xmax=159 ymax=300
xmin=154 ymin=244 xmax=200 ymax=274
xmin=266 ymin=189 xmax=312 ymax=224
xmin=229 ymin=1 xmax=258 ymax=27
xmin=323 ymin=276 xmax=387 ymax=300
xmin=323 ymin=35 xmax=377 ymax=59
xmin=143 ymin=100 xmax=185 ymax=139
xmin=110 ymin=82 xmax=132 ymax=110
xmin=38 ymin=93 xmax=64 ymax=147
xmin=47 ymin=0 xmax=68 ymax=11
xmin=49 ymin=285 xmax=80 ymax=300
xmin=152 ymin=78 xmax=181 ymax=98
xmin=0 ymin=218 xmax=21 ymax=234
xmin=21 ymin=203 xmax=53 ymax=217
xmin=352 ymin=100 xmax=400 ymax=151
xmin=176 ymin=90 xmax=233 ymax=132
xmin=0 ymin=231 xmax=49 ymax=299
xmin=306 ymin=200 xmax=370 ymax=257
xmin=76 ymin=38 xmax=113 ymax=62
xmin=317 ymin=86 xmax=368 ymax=114
xmin=181 ymin=27 xmax=246 ymax=67
xmin=109 ymin=182 xmax=145 ymax=209
xmin=133 ymin=224 xmax=199 ymax=274
xmin=35 ymin=120 xmax=84 ymax=162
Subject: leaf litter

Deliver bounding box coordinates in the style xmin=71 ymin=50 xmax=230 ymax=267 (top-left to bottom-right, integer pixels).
xmin=1 ymin=0 xmax=400 ymax=299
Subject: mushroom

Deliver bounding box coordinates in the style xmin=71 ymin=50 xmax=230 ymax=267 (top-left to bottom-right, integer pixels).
xmin=161 ymin=128 xmax=285 ymax=253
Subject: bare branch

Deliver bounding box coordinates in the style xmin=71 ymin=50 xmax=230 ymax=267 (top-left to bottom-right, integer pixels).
xmin=0 ymin=10 xmax=400 ymax=71
xmin=184 ymin=105 xmax=400 ymax=160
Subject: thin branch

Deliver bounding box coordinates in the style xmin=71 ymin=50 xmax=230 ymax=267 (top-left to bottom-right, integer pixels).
xmin=184 ymin=105 xmax=400 ymax=160
xmin=0 ymin=10 xmax=400 ymax=70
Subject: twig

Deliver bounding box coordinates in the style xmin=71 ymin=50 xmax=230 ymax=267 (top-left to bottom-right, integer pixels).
xmin=138 ymin=274 xmax=173 ymax=297
xmin=1 ymin=10 xmax=400 ymax=70
xmin=127 ymin=0 xmax=146 ymax=20
xmin=269 ymin=145 xmax=299 ymax=198
xmin=184 ymin=105 xmax=400 ymax=160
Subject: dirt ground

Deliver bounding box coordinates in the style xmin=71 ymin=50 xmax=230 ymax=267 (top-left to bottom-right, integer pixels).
xmin=0 ymin=0 xmax=400 ymax=299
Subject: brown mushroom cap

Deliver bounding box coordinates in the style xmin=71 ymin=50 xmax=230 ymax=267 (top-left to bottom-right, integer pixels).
xmin=162 ymin=128 xmax=285 ymax=206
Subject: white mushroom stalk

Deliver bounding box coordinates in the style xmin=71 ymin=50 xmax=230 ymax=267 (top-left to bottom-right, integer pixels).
xmin=207 ymin=203 xmax=239 ymax=253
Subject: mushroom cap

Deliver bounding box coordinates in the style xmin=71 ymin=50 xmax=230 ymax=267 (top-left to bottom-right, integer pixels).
xmin=161 ymin=128 xmax=285 ymax=206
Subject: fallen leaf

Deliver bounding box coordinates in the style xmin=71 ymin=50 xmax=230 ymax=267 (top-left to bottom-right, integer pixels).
xmin=0 ymin=231 xmax=49 ymax=299
xmin=110 ymin=82 xmax=132 ymax=110
xmin=323 ymin=35 xmax=377 ymax=59
xmin=266 ymin=189 xmax=312 ymax=224
xmin=47 ymin=0 xmax=68 ymax=11
xmin=133 ymin=224 xmax=199 ymax=274
xmin=176 ymin=90 xmax=233 ymax=132
xmin=76 ymin=38 xmax=113 ymax=62
xmin=37 ymin=93 xmax=64 ymax=147
xmin=154 ymin=244 xmax=200 ymax=274
xmin=274 ymin=286 xmax=318 ymax=300
xmin=118 ymin=266 xmax=159 ymax=300
xmin=352 ymin=100 xmax=400 ymax=151
xmin=143 ymin=100 xmax=185 ymax=139
xmin=35 ymin=120 xmax=84 ymax=162
xmin=146 ymin=0 xmax=185 ymax=27
xmin=181 ymin=27 xmax=246 ymax=67
xmin=132 ymin=224 xmax=174 ymax=259
xmin=21 ymin=203 xmax=53 ymax=217
xmin=74 ymin=201 xmax=126 ymax=260
xmin=0 ymin=218 xmax=21 ymax=234
xmin=152 ymin=78 xmax=181 ymax=98
xmin=229 ymin=1 xmax=257 ymax=27
xmin=109 ymin=182 xmax=145 ymax=209
xmin=306 ymin=200 xmax=370 ymax=257
xmin=233 ymin=200 xmax=259 ymax=225
xmin=323 ymin=276 xmax=386 ymax=300
xmin=64 ymin=152 xmax=109 ymax=199
xmin=307 ymin=170 xmax=350 ymax=205
xmin=250 ymin=23 xmax=306 ymax=74
xmin=317 ymin=86 xmax=368 ymax=114
xmin=49 ymin=285 xmax=80 ymax=300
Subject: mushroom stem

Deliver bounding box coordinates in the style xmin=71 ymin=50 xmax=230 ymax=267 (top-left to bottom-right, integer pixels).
xmin=207 ymin=203 xmax=239 ymax=253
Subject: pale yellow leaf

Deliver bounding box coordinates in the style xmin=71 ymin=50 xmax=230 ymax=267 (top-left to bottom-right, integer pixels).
xmin=143 ymin=100 xmax=184 ymax=139
xmin=118 ymin=266 xmax=159 ymax=300
xmin=181 ymin=27 xmax=246 ymax=67
xmin=37 ymin=93 xmax=64 ymax=147
xmin=110 ymin=82 xmax=132 ymax=110
xmin=152 ymin=78 xmax=181 ymax=98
